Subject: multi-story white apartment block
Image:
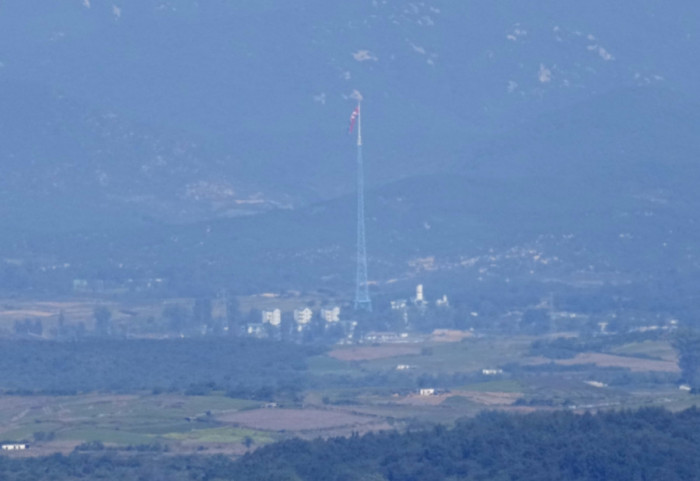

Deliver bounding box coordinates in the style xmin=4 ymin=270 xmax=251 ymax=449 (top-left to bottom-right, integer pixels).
xmin=321 ymin=306 xmax=341 ymax=323
xmin=261 ymin=308 xmax=281 ymax=327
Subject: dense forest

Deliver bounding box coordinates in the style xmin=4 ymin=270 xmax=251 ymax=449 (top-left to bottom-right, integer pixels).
xmin=0 ymin=339 xmax=322 ymax=399
xmin=1 ymin=407 xmax=699 ymax=480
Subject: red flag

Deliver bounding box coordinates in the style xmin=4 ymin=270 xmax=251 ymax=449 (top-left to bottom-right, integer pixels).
xmin=348 ymin=106 xmax=360 ymax=133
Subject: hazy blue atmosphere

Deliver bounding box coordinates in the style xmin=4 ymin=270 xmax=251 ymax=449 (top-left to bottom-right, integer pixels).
xmin=2 ymin=1 xmax=700 ymax=297
xmin=1 ymin=2 xmax=700 ymax=479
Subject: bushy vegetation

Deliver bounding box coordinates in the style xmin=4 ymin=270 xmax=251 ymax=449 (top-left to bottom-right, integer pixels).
xmin=674 ymin=329 xmax=700 ymax=392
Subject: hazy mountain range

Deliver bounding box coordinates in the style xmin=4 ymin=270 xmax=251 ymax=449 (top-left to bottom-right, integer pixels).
xmin=1 ymin=1 xmax=700 ymax=298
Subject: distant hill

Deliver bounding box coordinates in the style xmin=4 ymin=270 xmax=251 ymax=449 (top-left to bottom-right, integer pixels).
xmin=1 ymin=2 xmax=700 ymax=297
xmin=6 ymin=86 xmax=698 ymax=300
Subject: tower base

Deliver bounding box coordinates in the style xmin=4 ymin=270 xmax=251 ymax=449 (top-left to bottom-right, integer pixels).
xmin=354 ymin=297 xmax=372 ymax=312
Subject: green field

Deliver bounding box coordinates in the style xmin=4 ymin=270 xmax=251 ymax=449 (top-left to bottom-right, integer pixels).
xmin=0 ymin=394 xmax=265 ymax=453
xmin=610 ymin=340 xmax=678 ymax=361
xmin=355 ymin=336 xmax=534 ymax=373
xmin=165 ymin=426 xmax=276 ymax=444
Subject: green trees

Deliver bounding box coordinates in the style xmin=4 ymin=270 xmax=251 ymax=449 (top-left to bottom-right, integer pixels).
xmin=93 ymin=306 xmax=112 ymax=336
xmin=235 ymin=407 xmax=700 ymax=481
xmin=193 ymin=298 xmax=213 ymax=329
xmin=13 ymin=318 xmax=43 ymax=337
xmin=673 ymin=329 xmax=700 ymax=391
xmin=162 ymin=304 xmax=189 ymax=332
xmin=520 ymin=308 xmax=552 ymax=334
xmin=226 ymin=295 xmax=242 ymax=335
xmin=0 ymin=338 xmax=320 ymax=397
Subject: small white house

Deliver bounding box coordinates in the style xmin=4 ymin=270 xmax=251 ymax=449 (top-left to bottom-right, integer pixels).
xmin=482 ymin=369 xmax=504 ymax=376
xmin=419 ymin=388 xmax=435 ymax=396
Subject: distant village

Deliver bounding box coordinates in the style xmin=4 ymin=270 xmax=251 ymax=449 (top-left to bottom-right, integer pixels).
xmin=242 ymin=284 xmax=450 ymax=343
xmin=4 ymin=275 xmax=682 ymax=344
xmin=2 ymin=280 xmax=456 ymax=342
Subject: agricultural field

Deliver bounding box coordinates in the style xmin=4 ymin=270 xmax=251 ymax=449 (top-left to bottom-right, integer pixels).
xmin=0 ymin=330 xmax=694 ymax=458
xmin=0 ymin=394 xmax=265 ymax=456
xmin=311 ymin=333 xmax=691 ymax=416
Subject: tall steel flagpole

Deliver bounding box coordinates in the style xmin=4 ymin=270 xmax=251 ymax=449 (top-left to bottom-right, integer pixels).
xmin=354 ymin=101 xmax=372 ymax=311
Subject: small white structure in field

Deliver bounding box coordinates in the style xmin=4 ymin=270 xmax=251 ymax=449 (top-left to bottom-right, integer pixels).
xmin=1 ymin=444 xmax=27 ymax=451
xmin=482 ymin=368 xmax=504 ymax=376
xmin=419 ymin=388 xmax=435 ymax=396
xmin=679 ymin=384 xmax=692 ymax=392
xmin=396 ymin=364 xmax=414 ymax=371
xmin=391 ymin=299 xmax=407 ymax=310
xmin=261 ymin=309 xmax=281 ymax=327
xmin=584 ymin=380 xmax=607 ymax=388
xmin=246 ymin=324 xmax=266 ymax=337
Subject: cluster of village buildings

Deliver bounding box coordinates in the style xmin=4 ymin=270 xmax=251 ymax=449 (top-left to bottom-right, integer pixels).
xmin=245 ymin=305 xmax=354 ymax=338
xmin=242 ymin=284 xmax=450 ymax=339
xmin=389 ymin=284 xmax=449 ymax=311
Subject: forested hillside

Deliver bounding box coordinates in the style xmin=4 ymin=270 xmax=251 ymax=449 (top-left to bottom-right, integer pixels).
xmin=236 ymin=407 xmax=700 ymax=480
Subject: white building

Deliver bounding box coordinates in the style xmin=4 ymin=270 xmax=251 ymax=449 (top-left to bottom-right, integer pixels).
xmin=294 ymin=308 xmax=313 ymax=331
xmin=419 ymin=388 xmax=435 ymax=396
xmin=436 ymin=295 xmax=449 ymax=308
xmin=321 ymin=306 xmax=341 ymax=323
xmin=261 ymin=308 xmax=281 ymax=327
xmin=413 ymin=284 xmax=427 ymax=307
xmin=1 ymin=444 xmax=27 ymax=451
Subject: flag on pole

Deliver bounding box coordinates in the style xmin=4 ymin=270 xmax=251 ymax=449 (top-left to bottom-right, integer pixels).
xmin=348 ymin=106 xmax=360 ymax=133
